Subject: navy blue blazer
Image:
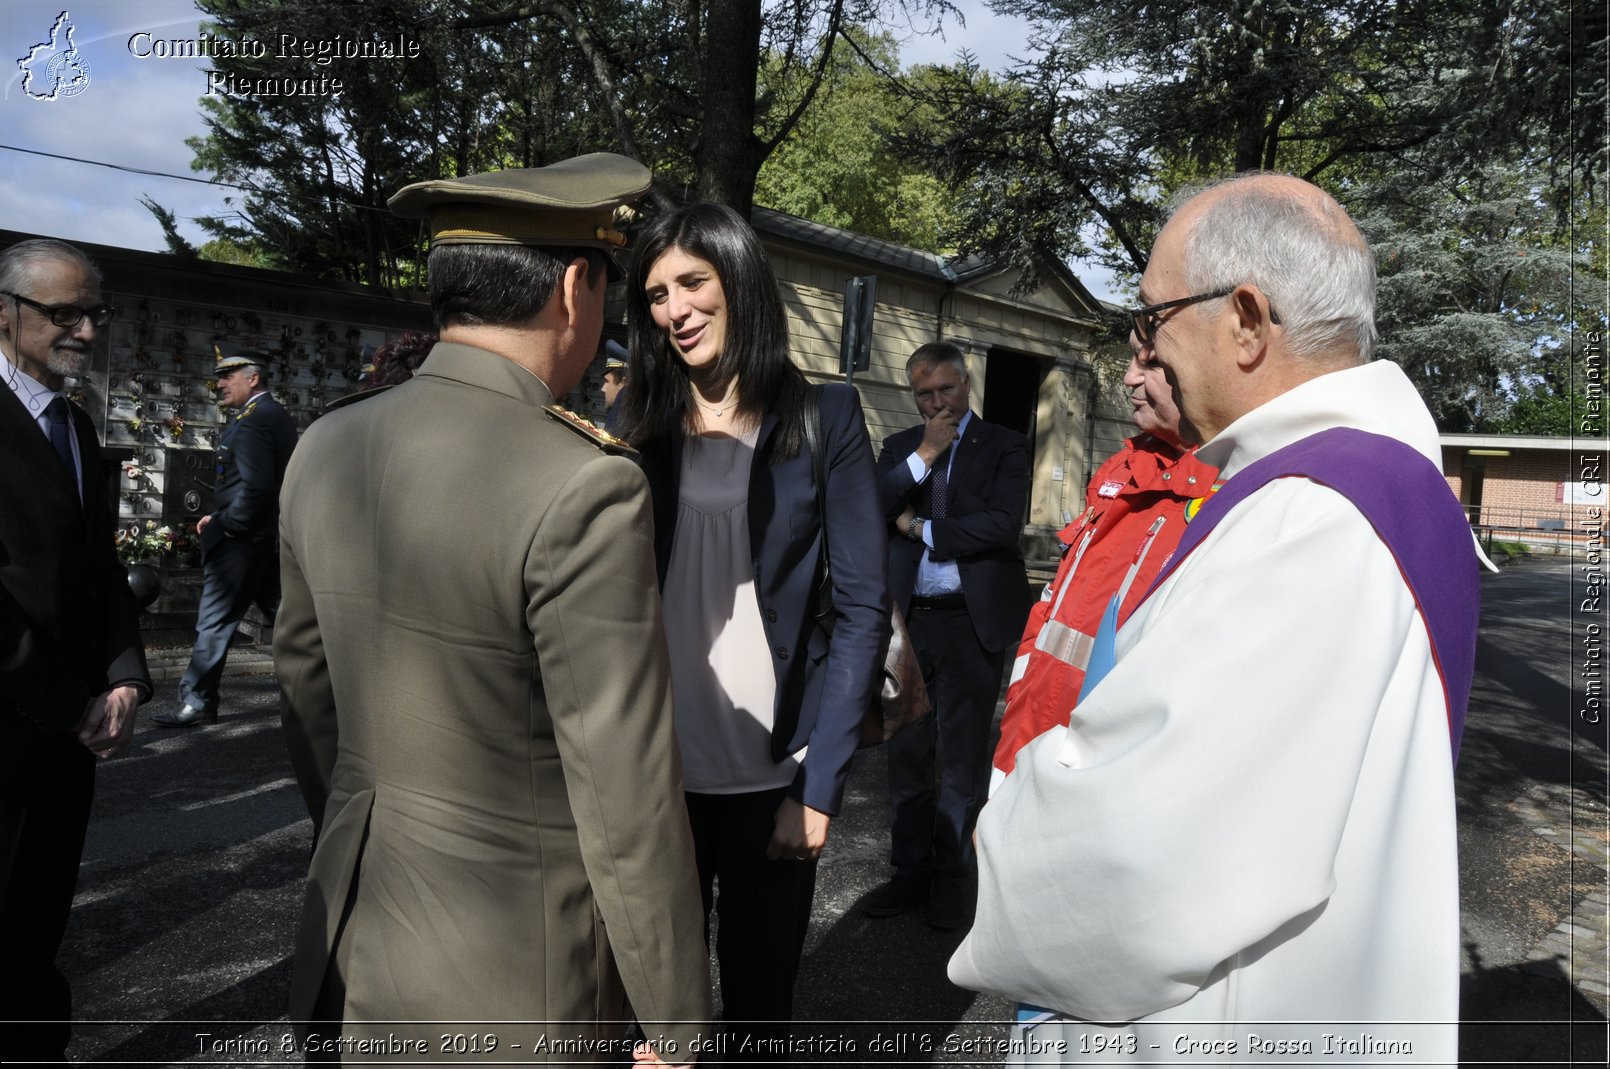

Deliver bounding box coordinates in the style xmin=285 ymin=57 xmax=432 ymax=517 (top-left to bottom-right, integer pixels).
xmin=204 ymin=392 xmax=295 ymax=557
xmin=0 ymin=385 xmax=149 ymax=745
xmin=639 ymin=383 xmax=889 ymax=816
xmin=878 ymin=413 xmax=1032 ymax=653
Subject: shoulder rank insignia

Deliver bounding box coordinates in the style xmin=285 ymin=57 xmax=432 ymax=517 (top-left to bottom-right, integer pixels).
xmin=544 ymin=404 xmax=637 ymax=456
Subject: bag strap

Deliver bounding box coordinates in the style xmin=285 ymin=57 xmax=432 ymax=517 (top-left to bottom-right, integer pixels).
xmin=1142 ymin=426 xmax=1479 ymax=761
xmin=803 ymin=384 xmax=833 ymax=622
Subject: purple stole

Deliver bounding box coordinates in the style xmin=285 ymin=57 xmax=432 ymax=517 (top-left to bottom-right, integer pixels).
xmin=1145 ymin=427 xmax=1480 ymax=761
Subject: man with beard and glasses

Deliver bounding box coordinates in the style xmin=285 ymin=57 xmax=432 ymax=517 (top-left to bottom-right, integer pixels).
xmin=0 ymin=238 xmax=150 ymax=1061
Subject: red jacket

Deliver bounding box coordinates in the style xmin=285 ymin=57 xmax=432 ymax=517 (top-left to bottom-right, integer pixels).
xmin=993 ymin=434 xmax=1219 ymax=774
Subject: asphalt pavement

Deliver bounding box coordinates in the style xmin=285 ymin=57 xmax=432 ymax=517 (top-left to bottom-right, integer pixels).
xmin=48 ymin=557 xmax=1610 ymax=1066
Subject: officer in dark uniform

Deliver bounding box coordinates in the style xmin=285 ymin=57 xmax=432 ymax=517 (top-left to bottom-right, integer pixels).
xmin=600 ymin=340 xmax=628 ymax=436
xmin=154 ymin=348 xmax=296 ymax=726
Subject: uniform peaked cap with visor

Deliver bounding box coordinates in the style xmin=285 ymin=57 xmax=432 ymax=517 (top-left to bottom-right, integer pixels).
xmin=387 ymin=153 xmax=652 ymax=266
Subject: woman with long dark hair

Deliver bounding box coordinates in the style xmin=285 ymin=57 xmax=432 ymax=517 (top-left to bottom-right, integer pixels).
xmin=620 ymin=202 xmax=888 ymax=1033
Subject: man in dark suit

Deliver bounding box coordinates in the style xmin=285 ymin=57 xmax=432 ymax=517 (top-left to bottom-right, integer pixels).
xmin=154 ymin=350 xmax=295 ymax=727
xmin=0 ymin=238 xmax=151 ymax=1061
xmin=866 ymin=340 xmax=1031 ymax=930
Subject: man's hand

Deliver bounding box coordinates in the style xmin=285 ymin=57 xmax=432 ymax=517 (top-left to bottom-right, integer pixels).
xmin=916 ymin=407 xmax=961 ymax=466
xmin=77 ymin=684 xmax=140 ymax=760
xmin=766 ymin=796 xmax=831 ymax=861
xmin=196 ymin=514 xmax=213 ymax=534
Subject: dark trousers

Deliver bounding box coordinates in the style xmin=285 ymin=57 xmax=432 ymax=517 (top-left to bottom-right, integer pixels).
xmin=684 ymin=788 xmax=816 ymax=1047
xmin=0 ymin=729 xmax=95 ymax=1064
xmin=179 ymin=538 xmax=278 ymax=713
xmin=886 ymin=602 xmax=1005 ymax=880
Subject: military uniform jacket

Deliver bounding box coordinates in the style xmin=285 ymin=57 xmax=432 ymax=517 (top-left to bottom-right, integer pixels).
xmin=203 ymin=390 xmax=295 ymax=556
xmin=275 ymin=342 xmax=711 ymax=1056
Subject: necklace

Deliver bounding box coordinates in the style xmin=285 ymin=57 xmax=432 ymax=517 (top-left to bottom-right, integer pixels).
xmin=692 ymin=388 xmax=739 ymax=418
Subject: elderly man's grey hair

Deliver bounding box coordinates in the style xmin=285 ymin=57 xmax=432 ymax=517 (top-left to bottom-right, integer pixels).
xmin=1177 ymin=174 xmax=1376 ymax=363
xmin=0 ymin=238 xmax=102 ymax=296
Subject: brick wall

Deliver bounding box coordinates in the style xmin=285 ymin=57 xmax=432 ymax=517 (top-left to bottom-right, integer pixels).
xmin=1443 ymin=445 xmax=1605 ymax=541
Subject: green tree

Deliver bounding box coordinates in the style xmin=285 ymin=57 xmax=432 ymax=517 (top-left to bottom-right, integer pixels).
xmin=195 ymin=238 xmax=276 ymax=270
xmin=186 ymin=1 xmax=961 ymax=280
xmin=1355 ymin=161 xmax=1585 ymax=431
xmin=905 ymin=0 xmax=1599 ymax=276
xmin=1496 ymin=387 xmax=1585 ymax=436
xmin=189 ymin=0 xmax=623 ymax=285
xmin=753 ymin=29 xmax=973 ymax=250
xmin=896 ymin=0 xmax=1604 ymax=429
xmin=139 ymin=196 xmax=197 ymax=258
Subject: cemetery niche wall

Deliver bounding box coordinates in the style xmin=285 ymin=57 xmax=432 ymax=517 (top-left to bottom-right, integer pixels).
xmin=0 ymin=229 xmax=433 ymax=616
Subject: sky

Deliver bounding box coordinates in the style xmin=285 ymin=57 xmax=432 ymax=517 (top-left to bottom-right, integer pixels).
xmin=0 ymin=2 xmax=1116 ymax=298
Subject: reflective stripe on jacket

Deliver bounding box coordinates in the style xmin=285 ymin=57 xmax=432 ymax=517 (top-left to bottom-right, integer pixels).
xmin=993 ymin=434 xmax=1219 ymax=775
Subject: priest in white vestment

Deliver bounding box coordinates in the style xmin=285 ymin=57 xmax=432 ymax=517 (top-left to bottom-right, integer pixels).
xmin=951 ymin=173 xmax=1484 ymax=1066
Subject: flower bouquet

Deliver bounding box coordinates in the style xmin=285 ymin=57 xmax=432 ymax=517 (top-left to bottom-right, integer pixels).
xmin=116 ymin=521 xmax=182 ymax=564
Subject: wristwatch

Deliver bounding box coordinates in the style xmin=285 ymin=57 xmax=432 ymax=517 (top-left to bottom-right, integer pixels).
xmin=907 ymin=516 xmax=923 ymax=542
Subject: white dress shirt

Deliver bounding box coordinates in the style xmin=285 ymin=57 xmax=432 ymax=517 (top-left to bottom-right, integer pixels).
xmin=905 ymin=409 xmax=971 ymax=596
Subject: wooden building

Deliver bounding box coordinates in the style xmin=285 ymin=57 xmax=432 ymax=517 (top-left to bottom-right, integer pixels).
xmin=749 ymin=208 xmax=1112 ymax=558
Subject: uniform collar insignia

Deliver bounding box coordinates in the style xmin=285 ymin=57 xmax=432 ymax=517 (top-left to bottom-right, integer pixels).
xmin=544 ymin=404 xmax=637 ymax=456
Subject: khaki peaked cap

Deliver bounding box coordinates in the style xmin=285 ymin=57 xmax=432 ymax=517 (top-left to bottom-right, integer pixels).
xmin=388 ymin=153 xmax=651 ymax=250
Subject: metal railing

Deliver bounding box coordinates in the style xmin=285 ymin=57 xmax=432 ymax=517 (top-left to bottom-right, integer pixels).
xmin=1466 ymin=504 xmax=1595 ymax=554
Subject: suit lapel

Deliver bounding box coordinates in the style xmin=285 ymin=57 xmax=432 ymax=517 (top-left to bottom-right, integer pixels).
xmin=747 ymin=412 xmax=782 ymax=567
xmin=70 ymin=403 xmax=106 ymax=522
xmin=0 ymin=383 xmax=82 ymax=515
xmin=947 ymin=414 xmax=986 ymax=498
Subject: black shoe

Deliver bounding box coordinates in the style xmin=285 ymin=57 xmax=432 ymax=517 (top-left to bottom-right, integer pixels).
xmin=923 ymin=876 xmax=971 ymax=931
xmin=152 ymin=704 xmax=218 ymax=728
xmin=860 ymin=875 xmax=930 ymax=918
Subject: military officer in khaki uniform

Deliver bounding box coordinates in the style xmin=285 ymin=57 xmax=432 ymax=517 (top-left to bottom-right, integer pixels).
xmin=275 ymin=154 xmax=711 ymax=1061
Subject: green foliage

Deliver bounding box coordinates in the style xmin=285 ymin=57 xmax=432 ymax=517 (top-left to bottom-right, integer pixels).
xmin=895 ymin=0 xmax=1605 ymax=430
xmin=139 ymin=196 xmax=196 ymax=258
xmin=1354 ymin=160 xmax=1582 ymax=430
xmin=188 ymin=0 xmax=627 ymax=285
xmin=904 ymin=0 xmax=1600 ymax=274
xmin=196 ymin=238 xmax=275 ymax=270
xmin=1484 ymin=539 xmax=1530 ymax=562
xmin=754 ymin=30 xmax=967 ymax=251
xmin=1494 ymin=388 xmax=1583 ymax=436
xmin=184 ymin=1 xmax=964 ymax=282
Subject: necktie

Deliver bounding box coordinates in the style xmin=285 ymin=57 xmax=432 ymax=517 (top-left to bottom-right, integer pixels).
xmin=45 ymin=395 xmax=76 ymax=476
xmin=929 ymin=445 xmax=952 ymax=520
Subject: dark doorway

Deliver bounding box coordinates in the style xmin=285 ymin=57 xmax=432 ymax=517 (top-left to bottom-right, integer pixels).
xmin=1460 ymin=456 xmax=1486 ymax=524
xmin=980 ymin=347 xmax=1042 ymax=438
xmin=981 ymin=347 xmax=1049 ymax=521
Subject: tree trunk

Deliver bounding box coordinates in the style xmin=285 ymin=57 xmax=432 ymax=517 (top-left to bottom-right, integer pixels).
xmin=697 ymin=0 xmax=765 ymax=213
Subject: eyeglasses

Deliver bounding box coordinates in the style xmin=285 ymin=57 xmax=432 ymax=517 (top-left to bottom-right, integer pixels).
xmin=2 ymin=290 xmax=118 ymax=328
xmin=1123 ymin=288 xmax=1283 ymax=346
xmin=1123 ymin=289 xmax=1234 ymax=346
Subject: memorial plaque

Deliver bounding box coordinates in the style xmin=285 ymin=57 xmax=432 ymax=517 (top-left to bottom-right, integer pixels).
xmin=162 ymin=447 xmax=215 ymax=529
